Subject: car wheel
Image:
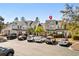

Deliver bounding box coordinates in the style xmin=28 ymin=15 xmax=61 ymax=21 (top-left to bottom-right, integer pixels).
xmin=7 ymin=52 xmax=14 ymax=56
xmin=66 ymin=43 xmax=71 ymax=47
xmin=27 ymin=40 xmax=32 ymax=42
xmin=46 ymin=42 xmax=48 ymax=44
xmin=66 ymin=44 xmax=69 ymax=47
xmin=7 ymin=37 xmax=10 ymax=40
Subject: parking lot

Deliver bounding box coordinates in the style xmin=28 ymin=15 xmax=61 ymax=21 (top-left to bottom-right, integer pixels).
xmin=0 ymin=38 xmax=79 ymax=56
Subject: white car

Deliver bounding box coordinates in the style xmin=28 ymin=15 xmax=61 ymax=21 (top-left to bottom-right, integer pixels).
xmin=27 ymin=35 xmax=34 ymax=42
xmin=0 ymin=37 xmax=7 ymax=42
xmin=59 ymin=38 xmax=71 ymax=47
xmin=34 ymin=36 xmax=45 ymax=43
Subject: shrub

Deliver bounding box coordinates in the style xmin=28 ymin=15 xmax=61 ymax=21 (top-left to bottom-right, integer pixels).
xmin=73 ymin=35 xmax=79 ymax=40
xmin=68 ymin=34 xmax=72 ymax=38
xmin=54 ymin=34 xmax=64 ymax=38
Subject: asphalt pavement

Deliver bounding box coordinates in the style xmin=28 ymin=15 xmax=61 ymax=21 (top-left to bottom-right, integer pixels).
xmin=0 ymin=39 xmax=79 ymax=56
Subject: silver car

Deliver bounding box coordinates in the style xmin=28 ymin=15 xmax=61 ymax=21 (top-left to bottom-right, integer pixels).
xmin=45 ymin=36 xmax=57 ymax=44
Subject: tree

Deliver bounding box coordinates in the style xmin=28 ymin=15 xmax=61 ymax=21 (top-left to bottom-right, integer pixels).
xmin=14 ymin=17 xmax=18 ymax=21
xmin=26 ymin=28 xmax=34 ymax=35
xmin=0 ymin=25 xmax=3 ymax=33
xmin=0 ymin=16 xmax=4 ymax=33
xmin=73 ymin=15 xmax=79 ymax=21
xmin=21 ymin=17 xmax=25 ymax=21
xmin=0 ymin=16 xmax=4 ymax=21
xmin=60 ymin=4 xmax=74 ymax=21
xmin=66 ymin=20 xmax=79 ymax=40
xmin=35 ymin=17 xmax=39 ymax=22
xmin=60 ymin=4 xmax=79 ymax=39
xmin=34 ymin=24 xmax=45 ymax=36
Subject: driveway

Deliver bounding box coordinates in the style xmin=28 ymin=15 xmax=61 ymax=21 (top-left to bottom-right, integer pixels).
xmin=0 ymin=39 xmax=79 ymax=56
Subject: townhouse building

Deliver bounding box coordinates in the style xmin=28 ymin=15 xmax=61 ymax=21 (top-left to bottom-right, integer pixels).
xmin=45 ymin=19 xmax=66 ymax=35
xmin=1 ymin=18 xmax=39 ymax=35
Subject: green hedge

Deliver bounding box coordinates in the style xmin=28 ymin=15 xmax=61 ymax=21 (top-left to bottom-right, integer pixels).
xmin=68 ymin=34 xmax=72 ymax=38
xmin=54 ymin=34 xmax=64 ymax=38
xmin=73 ymin=36 xmax=79 ymax=40
xmin=53 ymin=34 xmax=71 ymax=38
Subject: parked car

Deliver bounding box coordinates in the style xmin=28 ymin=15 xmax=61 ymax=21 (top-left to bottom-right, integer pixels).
xmin=27 ymin=35 xmax=34 ymax=42
xmin=0 ymin=47 xmax=14 ymax=56
xmin=34 ymin=36 xmax=45 ymax=43
xmin=7 ymin=33 xmax=17 ymax=40
xmin=18 ymin=34 xmax=27 ymax=41
xmin=0 ymin=37 xmax=7 ymax=43
xmin=45 ymin=36 xmax=57 ymax=45
xmin=23 ymin=33 xmax=28 ymax=37
xmin=41 ymin=37 xmax=47 ymax=42
xmin=18 ymin=32 xmax=22 ymax=36
xmin=59 ymin=38 xmax=71 ymax=47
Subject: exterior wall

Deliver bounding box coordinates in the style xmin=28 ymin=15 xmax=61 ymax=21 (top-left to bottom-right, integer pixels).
xmin=31 ymin=21 xmax=40 ymax=29
xmin=11 ymin=21 xmax=28 ymax=31
xmin=57 ymin=21 xmax=64 ymax=29
xmin=1 ymin=30 xmax=9 ymax=35
xmin=45 ymin=19 xmax=66 ymax=34
xmin=1 ymin=27 xmax=18 ymax=35
xmin=41 ymin=23 xmax=46 ymax=31
xmin=1 ymin=19 xmax=40 ymax=35
xmin=45 ymin=20 xmax=57 ymax=31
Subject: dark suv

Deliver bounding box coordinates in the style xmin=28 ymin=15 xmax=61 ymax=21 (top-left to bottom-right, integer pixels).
xmin=7 ymin=33 xmax=17 ymax=40
xmin=0 ymin=47 xmax=14 ymax=56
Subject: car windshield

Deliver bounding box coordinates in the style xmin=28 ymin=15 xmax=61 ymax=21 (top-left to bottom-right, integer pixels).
xmin=12 ymin=33 xmax=16 ymax=35
xmin=0 ymin=47 xmax=6 ymax=52
xmin=61 ymin=38 xmax=68 ymax=41
xmin=47 ymin=38 xmax=51 ymax=40
xmin=34 ymin=36 xmax=41 ymax=40
xmin=29 ymin=36 xmax=32 ymax=37
xmin=10 ymin=33 xmax=16 ymax=35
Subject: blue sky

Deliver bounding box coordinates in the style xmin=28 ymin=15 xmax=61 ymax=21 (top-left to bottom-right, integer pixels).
xmin=0 ymin=3 xmax=78 ymax=23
